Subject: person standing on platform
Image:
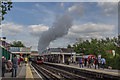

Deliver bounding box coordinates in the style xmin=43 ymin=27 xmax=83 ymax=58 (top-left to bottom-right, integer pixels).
xmin=18 ymin=57 xmax=21 ymax=67
xmin=25 ymin=57 xmax=28 ymax=66
xmin=98 ymin=58 xmax=101 ymax=69
xmin=18 ymin=57 xmax=23 ymax=67
xmin=79 ymin=58 xmax=83 ymax=68
xmin=68 ymin=57 xmax=70 ymax=65
xmin=20 ymin=57 xmax=24 ymax=66
xmin=12 ymin=55 xmax=18 ymax=77
xmin=88 ymin=57 xmax=92 ymax=68
xmin=2 ymin=56 xmax=6 ymax=77
xmin=66 ymin=58 xmax=69 ymax=65
xmin=95 ymin=57 xmax=98 ymax=69
xmin=101 ymin=58 xmax=106 ymax=69
xmin=28 ymin=57 xmax=31 ymax=62
xmin=84 ymin=58 xmax=87 ymax=67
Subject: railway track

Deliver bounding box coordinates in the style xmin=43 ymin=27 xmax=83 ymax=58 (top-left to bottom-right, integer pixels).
xmin=32 ymin=63 xmax=90 ymax=80
xmin=43 ymin=63 xmax=120 ymax=80
xmin=32 ymin=63 xmax=61 ymax=80
xmin=32 ymin=63 xmax=120 ymax=80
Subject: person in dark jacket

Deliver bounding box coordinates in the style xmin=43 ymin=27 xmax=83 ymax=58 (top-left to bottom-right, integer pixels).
xmin=2 ymin=56 xmax=6 ymax=77
xmin=12 ymin=55 xmax=18 ymax=77
xmin=88 ymin=57 xmax=92 ymax=68
xmin=84 ymin=58 xmax=87 ymax=67
xmin=95 ymin=58 xmax=98 ymax=69
xmin=79 ymin=58 xmax=83 ymax=68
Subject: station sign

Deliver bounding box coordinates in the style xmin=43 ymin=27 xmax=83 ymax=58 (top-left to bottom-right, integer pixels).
xmin=98 ymin=55 xmax=101 ymax=63
xmin=112 ymin=50 xmax=115 ymax=56
xmin=98 ymin=55 xmax=101 ymax=59
xmin=20 ymin=47 xmax=31 ymax=52
xmin=10 ymin=47 xmax=31 ymax=52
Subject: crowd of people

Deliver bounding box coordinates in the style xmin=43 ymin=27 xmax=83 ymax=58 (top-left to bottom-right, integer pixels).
xmin=1 ymin=55 xmax=28 ymax=77
xmin=78 ymin=57 xmax=106 ymax=69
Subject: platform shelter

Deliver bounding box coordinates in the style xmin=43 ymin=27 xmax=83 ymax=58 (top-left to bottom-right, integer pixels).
xmin=42 ymin=48 xmax=76 ymax=63
xmin=10 ymin=47 xmax=32 ymax=58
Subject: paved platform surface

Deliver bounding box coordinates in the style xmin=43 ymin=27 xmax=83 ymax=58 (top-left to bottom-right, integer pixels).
xmin=44 ymin=62 xmax=120 ymax=76
xmin=17 ymin=63 xmax=26 ymax=78
xmin=4 ymin=64 xmax=25 ymax=78
xmin=1 ymin=62 xmax=40 ymax=80
xmin=1 ymin=63 xmax=26 ymax=80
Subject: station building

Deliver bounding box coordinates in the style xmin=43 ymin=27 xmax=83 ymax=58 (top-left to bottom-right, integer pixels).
xmin=42 ymin=48 xmax=76 ymax=63
xmin=0 ymin=39 xmax=13 ymax=77
xmin=0 ymin=40 xmax=13 ymax=61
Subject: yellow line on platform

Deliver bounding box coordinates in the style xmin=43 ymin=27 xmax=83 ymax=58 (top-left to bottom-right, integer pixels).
xmin=26 ymin=63 xmax=34 ymax=80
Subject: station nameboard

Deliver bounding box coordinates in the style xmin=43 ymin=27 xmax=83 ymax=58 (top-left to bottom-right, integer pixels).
xmin=10 ymin=47 xmax=31 ymax=52
xmin=20 ymin=47 xmax=31 ymax=52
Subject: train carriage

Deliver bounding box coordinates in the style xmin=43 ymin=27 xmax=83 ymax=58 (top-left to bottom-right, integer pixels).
xmin=32 ymin=56 xmax=43 ymax=64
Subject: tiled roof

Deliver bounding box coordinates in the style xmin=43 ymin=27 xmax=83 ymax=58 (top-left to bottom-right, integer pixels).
xmin=49 ymin=48 xmax=61 ymax=52
xmin=60 ymin=48 xmax=74 ymax=53
xmin=49 ymin=48 xmax=74 ymax=53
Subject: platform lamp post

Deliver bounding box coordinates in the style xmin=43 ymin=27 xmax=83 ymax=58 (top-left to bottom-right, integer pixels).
xmin=71 ymin=49 xmax=73 ymax=63
xmin=82 ymin=48 xmax=83 ymax=61
xmin=97 ymin=42 xmax=102 ymax=69
xmin=82 ymin=48 xmax=85 ymax=64
xmin=79 ymin=48 xmax=83 ymax=62
xmin=118 ymin=34 xmax=120 ymax=70
xmin=0 ymin=37 xmax=6 ymax=48
xmin=2 ymin=37 xmax=6 ymax=40
xmin=0 ymin=37 xmax=6 ymax=41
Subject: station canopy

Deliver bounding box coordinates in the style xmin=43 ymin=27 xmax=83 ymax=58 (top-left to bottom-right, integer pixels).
xmin=42 ymin=48 xmax=75 ymax=55
xmin=10 ymin=47 xmax=31 ymax=54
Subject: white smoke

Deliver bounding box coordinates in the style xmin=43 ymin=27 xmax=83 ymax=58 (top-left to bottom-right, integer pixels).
xmin=38 ymin=14 xmax=73 ymax=53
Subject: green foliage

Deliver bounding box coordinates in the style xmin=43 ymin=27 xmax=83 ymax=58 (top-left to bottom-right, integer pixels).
xmin=0 ymin=1 xmax=12 ymax=21
xmin=71 ymin=37 xmax=119 ymax=69
xmin=67 ymin=44 xmax=72 ymax=48
xmin=10 ymin=41 xmax=25 ymax=47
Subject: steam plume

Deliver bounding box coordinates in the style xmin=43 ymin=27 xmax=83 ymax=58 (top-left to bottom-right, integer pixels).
xmin=38 ymin=14 xmax=73 ymax=53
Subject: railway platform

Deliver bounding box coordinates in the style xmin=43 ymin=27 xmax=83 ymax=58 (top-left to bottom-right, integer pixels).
xmin=48 ymin=62 xmax=120 ymax=76
xmin=1 ymin=63 xmax=37 ymax=80
xmin=43 ymin=62 xmax=120 ymax=79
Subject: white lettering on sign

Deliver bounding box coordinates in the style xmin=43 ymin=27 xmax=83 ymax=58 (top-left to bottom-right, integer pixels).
xmin=112 ymin=50 xmax=115 ymax=56
xmin=20 ymin=47 xmax=31 ymax=52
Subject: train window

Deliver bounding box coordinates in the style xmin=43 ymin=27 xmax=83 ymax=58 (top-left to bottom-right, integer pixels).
xmin=37 ymin=57 xmax=42 ymax=61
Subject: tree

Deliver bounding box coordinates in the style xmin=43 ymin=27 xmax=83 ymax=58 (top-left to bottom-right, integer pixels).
xmin=0 ymin=1 xmax=12 ymax=21
xmin=67 ymin=44 xmax=72 ymax=48
xmin=10 ymin=41 xmax=25 ymax=47
xmin=71 ymin=37 xmax=119 ymax=69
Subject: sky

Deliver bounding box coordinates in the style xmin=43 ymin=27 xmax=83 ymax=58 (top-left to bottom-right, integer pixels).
xmin=1 ymin=2 xmax=118 ymax=51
